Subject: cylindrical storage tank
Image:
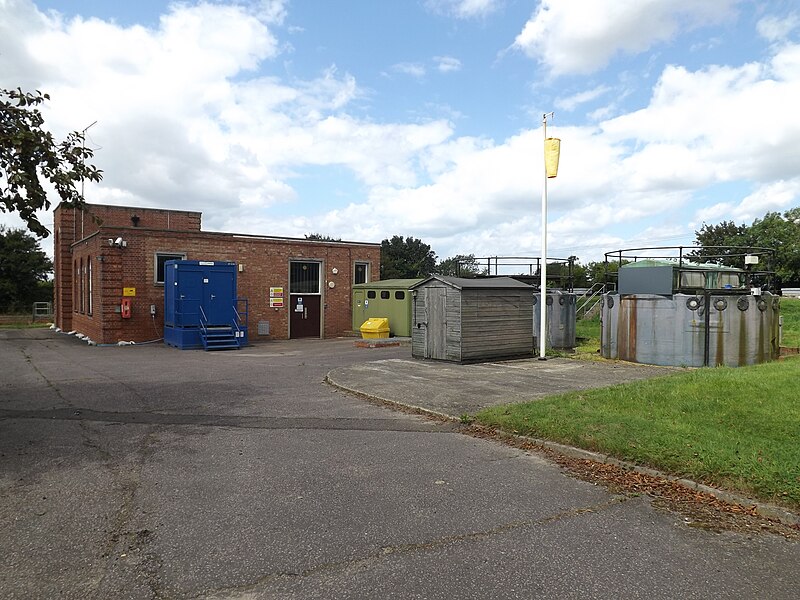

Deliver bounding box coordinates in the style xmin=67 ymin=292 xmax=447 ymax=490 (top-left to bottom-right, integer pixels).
xmin=600 ymin=292 xmax=780 ymax=367
xmin=708 ymin=293 xmax=780 ymax=366
xmin=533 ymin=291 xmax=577 ymax=350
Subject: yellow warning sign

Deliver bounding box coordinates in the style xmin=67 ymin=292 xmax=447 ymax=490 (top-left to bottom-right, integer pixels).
xmin=123 ymin=287 xmax=136 ymax=296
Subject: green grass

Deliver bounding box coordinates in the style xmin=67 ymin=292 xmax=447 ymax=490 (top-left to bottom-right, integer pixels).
xmin=0 ymin=321 xmax=51 ymax=329
xmin=476 ymin=357 xmax=800 ymax=509
xmin=574 ymin=313 xmax=601 ymax=357
xmin=781 ymin=297 xmax=800 ymax=347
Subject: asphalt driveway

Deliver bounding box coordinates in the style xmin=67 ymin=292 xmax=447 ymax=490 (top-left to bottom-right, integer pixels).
xmin=1 ymin=330 xmax=798 ymax=599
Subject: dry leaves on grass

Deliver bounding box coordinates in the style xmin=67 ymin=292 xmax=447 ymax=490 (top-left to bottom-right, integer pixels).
xmin=467 ymin=424 xmax=799 ymax=539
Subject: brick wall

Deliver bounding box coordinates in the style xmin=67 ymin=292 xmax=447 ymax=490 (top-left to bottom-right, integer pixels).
xmin=63 ymin=226 xmax=380 ymax=344
xmin=55 ymin=202 xmax=203 ymax=338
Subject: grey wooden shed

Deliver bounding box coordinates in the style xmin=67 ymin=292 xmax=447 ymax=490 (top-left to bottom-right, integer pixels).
xmin=410 ymin=275 xmax=533 ymax=363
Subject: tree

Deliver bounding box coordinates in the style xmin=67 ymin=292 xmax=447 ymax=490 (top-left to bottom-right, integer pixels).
xmin=435 ymin=254 xmax=483 ymax=277
xmin=304 ymin=232 xmax=342 ymax=241
xmin=380 ymin=235 xmax=437 ymax=279
xmin=748 ymin=209 xmax=800 ymax=285
xmin=0 ymin=226 xmax=53 ymax=313
xmin=689 ymin=208 xmax=800 ymax=285
xmin=585 ymin=259 xmax=628 ymax=287
xmin=1 ymin=88 xmax=102 ymax=237
xmin=687 ymin=220 xmax=749 ymax=267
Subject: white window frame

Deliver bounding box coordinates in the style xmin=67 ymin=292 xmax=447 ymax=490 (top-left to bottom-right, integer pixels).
xmin=354 ymin=261 xmax=370 ymax=285
xmin=154 ymin=252 xmax=187 ymax=285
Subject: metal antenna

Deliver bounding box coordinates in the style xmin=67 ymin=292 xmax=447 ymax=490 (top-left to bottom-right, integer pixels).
xmin=80 ymin=120 xmax=97 ymax=198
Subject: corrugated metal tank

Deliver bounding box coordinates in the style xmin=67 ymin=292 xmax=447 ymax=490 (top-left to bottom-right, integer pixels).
xmin=600 ymin=292 xmax=780 ymax=367
xmin=533 ymin=290 xmax=577 ymax=350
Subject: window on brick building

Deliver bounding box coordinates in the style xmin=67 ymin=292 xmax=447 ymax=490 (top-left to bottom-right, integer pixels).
xmin=79 ymin=258 xmax=84 ymax=313
xmin=290 ymin=261 xmax=320 ymax=294
xmin=354 ymin=262 xmax=369 ymax=284
xmin=73 ymin=260 xmax=78 ymax=313
xmin=87 ymin=257 xmax=92 ymax=315
xmin=154 ymin=252 xmax=186 ymax=285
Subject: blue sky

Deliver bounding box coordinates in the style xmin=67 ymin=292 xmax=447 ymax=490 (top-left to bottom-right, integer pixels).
xmin=2 ymin=0 xmax=799 ymax=263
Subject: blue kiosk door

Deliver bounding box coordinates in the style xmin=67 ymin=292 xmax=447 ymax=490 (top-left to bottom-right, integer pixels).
xmin=178 ymin=269 xmax=203 ymax=327
xmin=203 ymin=268 xmax=236 ymax=325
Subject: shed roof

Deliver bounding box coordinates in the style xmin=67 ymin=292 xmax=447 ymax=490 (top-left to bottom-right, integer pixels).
xmin=410 ymin=275 xmax=532 ymax=290
xmin=353 ymin=278 xmax=423 ymax=289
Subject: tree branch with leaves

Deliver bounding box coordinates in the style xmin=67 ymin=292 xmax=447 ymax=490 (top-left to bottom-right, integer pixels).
xmin=1 ymin=88 xmax=102 ymax=237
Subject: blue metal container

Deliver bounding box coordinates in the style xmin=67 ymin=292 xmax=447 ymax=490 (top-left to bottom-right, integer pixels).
xmin=164 ymin=261 xmax=247 ymax=349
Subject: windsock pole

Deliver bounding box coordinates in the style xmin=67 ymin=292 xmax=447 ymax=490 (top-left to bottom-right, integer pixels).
xmin=539 ymin=112 xmax=556 ymax=360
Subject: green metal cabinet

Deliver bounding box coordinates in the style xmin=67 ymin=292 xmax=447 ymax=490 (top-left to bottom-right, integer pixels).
xmin=352 ymin=279 xmax=422 ymax=337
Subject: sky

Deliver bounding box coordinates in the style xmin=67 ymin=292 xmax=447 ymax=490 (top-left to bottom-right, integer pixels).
xmin=2 ymin=0 xmax=799 ymax=264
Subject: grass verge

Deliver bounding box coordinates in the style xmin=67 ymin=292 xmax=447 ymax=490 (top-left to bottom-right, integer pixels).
xmin=476 ymin=356 xmax=800 ymax=510
xmin=781 ymin=297 xmax=800 ymax=347
xmin=0 ymin=321 xmax=52 ymax=329
xmin=574 ymin=313 xmax=601 ymax=357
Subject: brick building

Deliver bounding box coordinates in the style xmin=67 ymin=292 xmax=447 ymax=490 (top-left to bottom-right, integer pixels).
xmin=53 ymin=202 xmax=380 ymax=345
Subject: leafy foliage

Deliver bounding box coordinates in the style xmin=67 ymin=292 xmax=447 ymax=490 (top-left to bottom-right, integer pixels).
xmin=304 ymin=232 xmax=342 ymax=241
xmin=687 ymin=220 xmax=752 ymax=267
xmin=584 ymin=259 xmax=627 ymax=286
xmin=689 ymin=207 xmax=800 ymax=285
xmin=380 ymin=235 xmax=437 ymax=279
xmin=0 ymin=226 xmax=53 ymax=312
xmin=435 ymin=253 xmax=483 ymax=277
xmin=1 ymin=88 xmax=102 ymax=237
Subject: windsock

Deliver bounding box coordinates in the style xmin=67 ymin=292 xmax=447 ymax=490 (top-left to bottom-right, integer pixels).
xmin=545 ymin=137 xmax=561 ymax=178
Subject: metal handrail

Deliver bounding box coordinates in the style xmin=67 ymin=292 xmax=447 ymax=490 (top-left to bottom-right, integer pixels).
xmin=232 ymin=306 xmax=242 ymax=336
xmin=199 ymin=305 xmax=208 ymax=335
xmin=602 ymin=245 xmax=778 ymax=291
xmin=577 ymin=282 xmax=611 ymax=319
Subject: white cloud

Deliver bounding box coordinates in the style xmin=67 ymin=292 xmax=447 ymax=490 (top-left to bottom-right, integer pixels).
xmin=2 ymin=0 xmax=799 ymax=266
xmin=0 ymin=1 xmax=455 ymax=237
xmin=425 ymin=0 xmax=502 ymax=20
xmin=730 ymin=180 xmax=800 ymax=222
xmin=756 ymin=13 xmax=799 ymax=43
xmin=601 ymin=48 xmax=800 ymax=186
xmin=392 ymin=62 xmax=427 ymax=78
xmin=305 ymin=42 xmax=800 ymax=259
xmin=555 ymin=85 xmax=611 ymax=112
xmin=435 ymin=56 xmax=462 ymax=73
xmin=690 ymin=179 xmax=800 ymax=229
xmin=514 ymin=0 xmax=739 ymax=75
xmin=255 ymin=0 xmax=288 ymax=25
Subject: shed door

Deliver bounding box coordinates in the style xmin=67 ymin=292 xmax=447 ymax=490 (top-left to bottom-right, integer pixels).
xmin=425 ymin=287 xmax=447 ymax=359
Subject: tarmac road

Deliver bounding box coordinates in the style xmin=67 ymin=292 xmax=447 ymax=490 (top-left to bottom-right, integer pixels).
xmin=0 ymin=329 xmax=798 ymax=599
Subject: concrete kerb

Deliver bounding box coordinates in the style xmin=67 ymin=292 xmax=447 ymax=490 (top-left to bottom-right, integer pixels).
xmin=324 ymin=371 xmax=800 ymax=529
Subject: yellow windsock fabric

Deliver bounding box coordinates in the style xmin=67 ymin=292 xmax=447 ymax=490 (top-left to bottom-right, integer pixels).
xmin=544 ymin=137 xmax=560 ymax=178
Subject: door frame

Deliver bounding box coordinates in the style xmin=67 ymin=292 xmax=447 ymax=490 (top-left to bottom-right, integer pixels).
xmin=424 ymin=286 xmax=447 ymax=359
xmin=288 ymin=259 xmax=323 ymax=339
